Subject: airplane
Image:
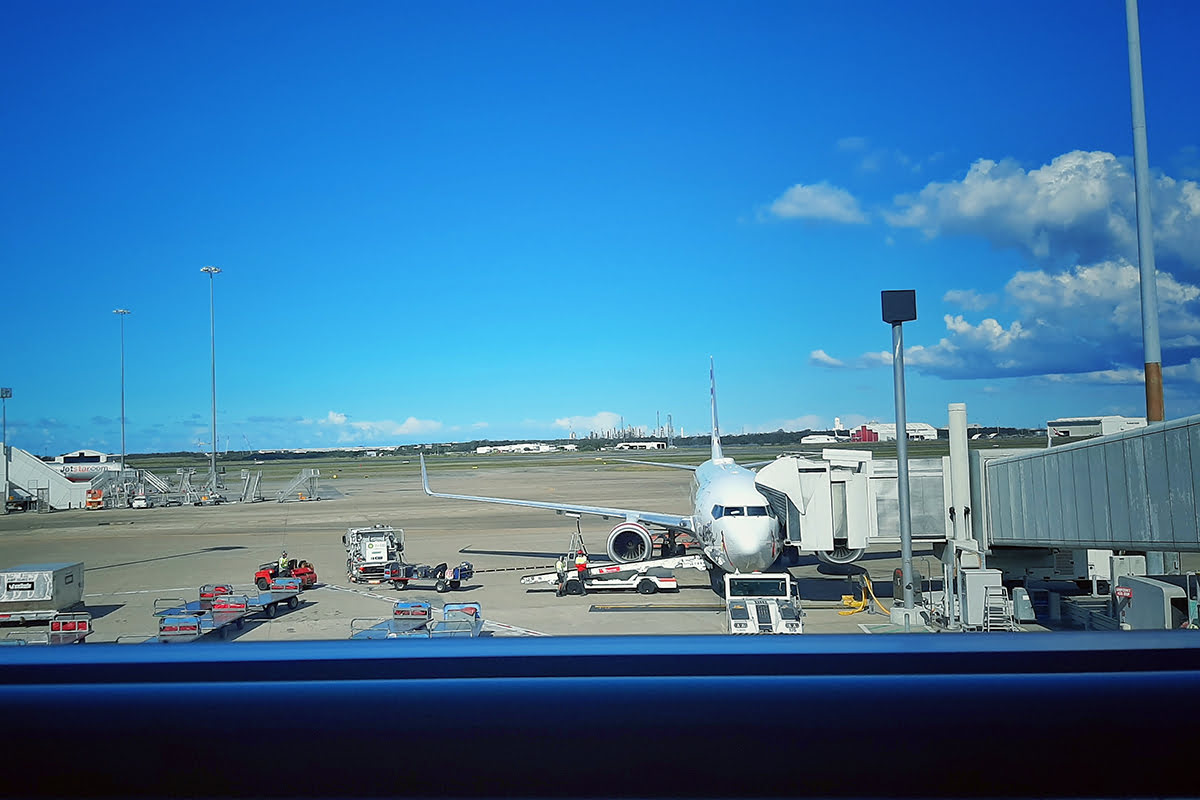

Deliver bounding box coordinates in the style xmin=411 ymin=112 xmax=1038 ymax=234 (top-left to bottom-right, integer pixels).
xmin=420 ymin=361 xmax=852 ymax=592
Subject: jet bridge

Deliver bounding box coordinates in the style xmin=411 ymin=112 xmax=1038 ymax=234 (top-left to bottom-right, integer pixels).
xmin=973 ymin=412 xmax=1200 ymax=555
xmin=755 ymin=450 xmax=952 ymax=563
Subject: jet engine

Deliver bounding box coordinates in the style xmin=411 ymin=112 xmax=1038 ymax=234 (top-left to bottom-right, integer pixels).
xmin=607 ymin=522 xmax=654 ymax=563
xmin=817 ymin=545 xmax=866 ymax=565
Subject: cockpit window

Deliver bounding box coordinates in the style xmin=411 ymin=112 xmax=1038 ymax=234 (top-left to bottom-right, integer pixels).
xmin=715 ymin=506 xmax=769 ymax=518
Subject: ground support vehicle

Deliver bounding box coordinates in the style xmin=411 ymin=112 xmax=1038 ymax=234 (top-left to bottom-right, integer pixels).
xmin=242 ymin=578 xmax=304 ymax=618
xmin=0 ymin=612 xmax=94 ymax=645
xmin=153 ymin=592 xmax=249 ymax=641
xmin=345 ymin=525 xmax=404 ymax=584
xmin=725 ymin=573 xmax=803 ymax=634
xmin=255 ymin=558 xmax=318 ymax=590
xmin=350 ymin=601 xmax=484 ymax=639
xmin=521 ymin=554 xmax=708 ymax=596
xmin=5 ymin=486 xmax=36 ymax=512
xmin=392 ymin=561 xmax=474 ymax=593
xmin=150 ymin=579 xmax=303 ymax=641
xmin=1 ymin=562 xmax=86 ymax=620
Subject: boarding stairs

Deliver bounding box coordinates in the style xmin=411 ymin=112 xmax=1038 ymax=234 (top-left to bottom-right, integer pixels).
xmin=277 ymin=468 xmax=320 ymax=502
xmin=177 ymin=469 xmax=201 ymax=505
xmin=239 ymin=469 xmax=264 ymax=503
xmin=141 ymin=469 xmax=172 ymax=495
xmin=983 ymin=586 xmax=1012 ymax=632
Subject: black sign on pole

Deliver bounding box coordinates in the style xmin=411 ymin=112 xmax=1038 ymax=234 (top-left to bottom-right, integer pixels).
xmin=881 ymin=290 xmax=917 ymax=324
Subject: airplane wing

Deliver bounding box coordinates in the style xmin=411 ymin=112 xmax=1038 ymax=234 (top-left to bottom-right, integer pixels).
xmin=610 ymin=458 xmax=699 ymax=471
xmin=420 ymin=455 xmax=692 ymax=530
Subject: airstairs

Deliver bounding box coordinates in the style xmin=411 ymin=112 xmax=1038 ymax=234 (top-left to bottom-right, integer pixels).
xmin=141 ymin=469 xmax=172 ymax=495
xmin=277 ymin=468 xmax=320 ymax=502
xmin=177 ymin=469 xmax=201 ymax=505
xmin=239 ymin=469 xmax=264 ymax=503
xmin=982 ymin=586 xmax=1012 ymax=632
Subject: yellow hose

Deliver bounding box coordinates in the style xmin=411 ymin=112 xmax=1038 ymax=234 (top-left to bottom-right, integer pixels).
xmin=839 ymin=575 xmax=889 ymax=616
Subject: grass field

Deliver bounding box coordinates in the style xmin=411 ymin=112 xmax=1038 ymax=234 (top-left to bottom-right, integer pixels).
xmin=123 ymin=437 xmax=1051 ymax=487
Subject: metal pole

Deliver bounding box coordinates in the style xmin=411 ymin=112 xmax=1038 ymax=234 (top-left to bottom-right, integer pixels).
xmin=1126 ymin=0 xmax=1173 ymax=574
xmin=1 ymin=390 xmax=7 ymax=515
xmin=1125 ymin=0 xmax=1164 ymax=423
xmin=201 ymin=266 xmax=221 ymax=492
xmin=893 ymin=323 xmax=915 ymax=616
xmin=114 ymin=309 xmax=130 ymax=504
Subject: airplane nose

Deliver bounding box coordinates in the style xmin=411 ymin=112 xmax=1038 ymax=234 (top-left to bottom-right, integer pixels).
xmin=719 ymin=518 xmax=777 ymax=573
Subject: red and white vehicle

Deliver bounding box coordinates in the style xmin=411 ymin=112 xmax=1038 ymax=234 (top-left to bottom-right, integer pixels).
xmin=521 ymin=553 xmax=709 ymax=595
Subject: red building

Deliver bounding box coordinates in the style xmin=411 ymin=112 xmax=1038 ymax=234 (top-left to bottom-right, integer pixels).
xmin=850 ymin=425 xmax=879 ymax=443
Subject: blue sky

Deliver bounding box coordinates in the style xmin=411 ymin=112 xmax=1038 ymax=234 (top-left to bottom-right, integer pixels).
xmin=4 ymin=2 xmax=1200 ymax=455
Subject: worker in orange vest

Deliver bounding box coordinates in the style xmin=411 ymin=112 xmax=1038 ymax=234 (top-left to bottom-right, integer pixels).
xmin=574 ymin=549 xmax=588 ymax=596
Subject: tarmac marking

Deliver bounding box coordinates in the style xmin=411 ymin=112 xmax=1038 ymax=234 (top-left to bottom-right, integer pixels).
xmin=588 ymin=604 xmax=726 ymax=613
xmin=323 ymin=584 xmax=549 ymax=636
xmin=85 ymin=587 xmax=192 ymax=597
xmin=482 ymin=620 xmax=550 ymax=637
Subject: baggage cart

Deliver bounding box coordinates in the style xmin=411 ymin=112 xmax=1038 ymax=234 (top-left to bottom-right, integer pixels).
xmin=350 ymin=601 xmax=484 ymax=639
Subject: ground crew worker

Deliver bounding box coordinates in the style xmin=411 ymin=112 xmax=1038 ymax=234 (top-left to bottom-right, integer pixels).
xmin=574 ymin=549 xmax=588 ymax=596
xmin=555 ymin=555 xmax=567 ymax=597
xmin=278 ymin=551 xmax=289 ymax=577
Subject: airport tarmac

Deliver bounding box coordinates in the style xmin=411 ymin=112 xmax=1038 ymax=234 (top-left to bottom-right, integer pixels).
xmin=0 ymin=456 xmax=996 ymax=641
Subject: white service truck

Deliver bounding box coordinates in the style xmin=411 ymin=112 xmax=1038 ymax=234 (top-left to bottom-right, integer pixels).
xmin=725 ymin=573 xmax=803 ymax=634
xmin=0 ymin=562 xmax=93 ymax=644
xmin=344 ymin=525 xmax=403 ymax=584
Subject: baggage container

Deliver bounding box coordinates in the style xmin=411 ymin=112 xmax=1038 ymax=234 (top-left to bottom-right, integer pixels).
xmin=0 ymin=563 xmax=85 ymax=620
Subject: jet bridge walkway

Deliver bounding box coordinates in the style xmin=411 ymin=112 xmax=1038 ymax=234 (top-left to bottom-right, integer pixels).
xmin=974 ymin=412 xmax=1200 ymax=553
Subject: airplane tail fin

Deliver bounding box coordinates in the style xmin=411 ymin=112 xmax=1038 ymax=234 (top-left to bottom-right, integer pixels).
xmin=710 ymin=357 xmax=724 ymax=461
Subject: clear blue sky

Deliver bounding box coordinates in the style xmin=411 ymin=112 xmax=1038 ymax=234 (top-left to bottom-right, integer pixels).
xmin=4 ymin=2 xmax=1200 ymax=455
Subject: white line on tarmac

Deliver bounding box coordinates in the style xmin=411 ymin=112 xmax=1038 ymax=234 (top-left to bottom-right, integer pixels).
xmin=482 ymin=620 xmax=550 ymax=637
xmin=85 ymin=588 xmax=192 ymax=597
xmin=322 ymin=584 xmax=549 ymax=636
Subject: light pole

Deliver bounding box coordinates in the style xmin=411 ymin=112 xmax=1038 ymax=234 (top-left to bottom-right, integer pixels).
xmin=114 ymin=309 xmax=130 ymax=504
xmin=882 ymin=290 xmax=919 ymax=631
xmin=201 ymin=266 xmax=221 ymax=492
xmin=1 ymin=387 xmax=10 ymax=515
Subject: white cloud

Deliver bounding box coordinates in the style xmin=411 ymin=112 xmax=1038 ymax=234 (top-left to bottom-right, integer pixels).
xmin=317 ymin=410 xmax=443 ymax=442
xmin=780 ymin=415 xmax=825 ymax=431
xmin=887 ymin=150 xmax=1200 ymax=271
xmin=819 ymin=260 xmax=1200 ymax=380
xmin=747 ymin=415 xmax=826 ymax=433
xmin=1043 ymin=367 xmax=1146 ymax=385
xmin=837 ymin=136 xmax=868 ymax=151
xmin=943 ymin=288 xmax=997 ymax=311
xmin=553 ymin=411 xmax=622 ymax=434
xmin=1166 ymin=358 xmax=1200 ymax=382
xmin=809 ymin=349 xmax=846 ymax=368
xmin=768 ymin=181 xmax=867 ymax=224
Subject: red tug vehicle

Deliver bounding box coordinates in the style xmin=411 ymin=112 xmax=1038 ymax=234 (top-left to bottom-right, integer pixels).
xmin=254 ymin=557 xmax=318 ymax=591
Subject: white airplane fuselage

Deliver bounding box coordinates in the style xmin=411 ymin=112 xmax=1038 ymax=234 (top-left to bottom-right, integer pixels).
xmin=690 ymin=457 xmax=782 ymax=574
